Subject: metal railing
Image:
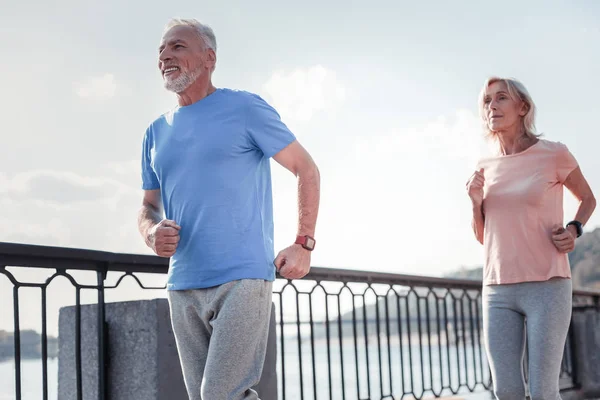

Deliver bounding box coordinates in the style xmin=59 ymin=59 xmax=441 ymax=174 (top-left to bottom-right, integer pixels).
xmin=1 ymin=242 xmax=599 ymax=400
xmin=274 ymin=269 xmax=490 ymax=399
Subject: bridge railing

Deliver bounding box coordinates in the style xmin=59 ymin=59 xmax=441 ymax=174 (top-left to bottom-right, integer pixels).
xmin=1 ymin=242 xmax=598 ymax=400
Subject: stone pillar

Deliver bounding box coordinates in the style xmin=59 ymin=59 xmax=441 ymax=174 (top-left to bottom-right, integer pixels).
xmin=571 ymin=307 xmax=600 ymax=399
xmin=58 ymin=299 xmax=277 ymax=400
xmin=254 ymin=303 xmax=278 ymax=400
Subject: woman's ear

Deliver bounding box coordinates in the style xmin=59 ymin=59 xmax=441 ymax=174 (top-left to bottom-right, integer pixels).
xmin=519 ymin=101 xmax=529 ymax=116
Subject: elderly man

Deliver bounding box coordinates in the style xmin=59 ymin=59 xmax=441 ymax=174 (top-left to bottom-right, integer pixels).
xmin=137 ymin=18 xmax=320 ymax=400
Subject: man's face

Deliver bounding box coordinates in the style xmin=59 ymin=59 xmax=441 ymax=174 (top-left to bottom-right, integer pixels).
xmin=158 ymin=25 xmax=211 ymax=93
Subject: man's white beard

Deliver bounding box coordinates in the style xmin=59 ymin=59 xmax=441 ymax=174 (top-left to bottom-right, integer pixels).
xmin=164 ymin=67 xmax=202 ymax=93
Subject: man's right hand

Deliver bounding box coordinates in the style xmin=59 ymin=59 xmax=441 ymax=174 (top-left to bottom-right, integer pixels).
xmin=147 ymin=219 xmax=181 ymax=257
xmin=466 ymin=168 xmax=485 ymax=207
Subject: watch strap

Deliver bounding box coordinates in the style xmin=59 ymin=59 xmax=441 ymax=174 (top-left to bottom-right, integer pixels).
xmin=566 ymin=220 xmax=583 ymax=238
xmin=295 ymin=235 xmax=316 ymax=251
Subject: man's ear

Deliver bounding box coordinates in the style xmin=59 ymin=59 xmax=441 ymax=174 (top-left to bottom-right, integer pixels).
xmin=207 ymin=49 xmax=217 ymax=69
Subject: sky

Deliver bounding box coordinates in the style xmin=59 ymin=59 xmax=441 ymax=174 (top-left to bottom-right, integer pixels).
xmin=1 ymin=0 xmax=600 ymax=333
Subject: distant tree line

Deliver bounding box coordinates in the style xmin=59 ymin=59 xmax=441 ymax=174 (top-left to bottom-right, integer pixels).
xmin=0 ymin=330 xmax=58 ymax=361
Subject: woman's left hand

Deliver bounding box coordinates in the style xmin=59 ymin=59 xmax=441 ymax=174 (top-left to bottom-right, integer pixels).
xmin=551 ymin=224 xmax=576 ymax=253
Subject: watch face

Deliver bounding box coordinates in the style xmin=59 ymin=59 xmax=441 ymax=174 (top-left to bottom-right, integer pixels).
xmin=305 ymin=237 xmax=315 ymax=249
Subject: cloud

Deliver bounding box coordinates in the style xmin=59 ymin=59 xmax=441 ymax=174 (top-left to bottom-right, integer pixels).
xmin=262 ymin=65 xmax=346 ymax=123
xmin=0 ymin=168 xmax=145 ymax=254
xmin=352 ymin=108 xmax=490 ymax=167
xmin=74 ymin=73 xmax=117 ymax=100
xmin=270 ymin=108 xmax=489 ymax=275
xmin=104 ymin=160 xmax=140 ymax=176
xmin=0 ymin=170 xmax=135 ymax=206
xmin=0 ymin=216 xmax=72 ymax=247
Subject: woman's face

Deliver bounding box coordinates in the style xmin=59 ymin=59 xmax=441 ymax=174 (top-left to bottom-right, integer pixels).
xmin=482 ymin=81 xmax=527 ymax=133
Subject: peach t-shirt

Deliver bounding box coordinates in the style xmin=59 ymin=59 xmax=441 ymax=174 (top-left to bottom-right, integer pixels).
xmin=476 ymin=139 xmax=578 ymax=285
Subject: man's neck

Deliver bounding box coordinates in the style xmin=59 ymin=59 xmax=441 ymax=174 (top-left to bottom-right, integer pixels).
xmin=177 ymin=80 xmax=217 ymax=106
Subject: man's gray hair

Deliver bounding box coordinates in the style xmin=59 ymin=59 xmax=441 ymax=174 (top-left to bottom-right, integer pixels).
xmin=164 ymin=18 xmax=217 ymax=52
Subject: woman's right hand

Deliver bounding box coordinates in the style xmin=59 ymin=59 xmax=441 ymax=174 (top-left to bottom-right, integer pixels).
xmin=466 ymin=168 xmax=485 ymax=206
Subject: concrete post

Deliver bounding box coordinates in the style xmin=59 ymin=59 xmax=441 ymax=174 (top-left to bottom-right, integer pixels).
xmin=571 ymin=307 xmax=600 ymax=399
xmin=58 ymin=299 xmax=277 ymax=400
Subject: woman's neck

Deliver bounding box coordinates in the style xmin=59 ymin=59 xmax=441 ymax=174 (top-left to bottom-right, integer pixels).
xmin=496 ymin=129 xmax=535 ymax=156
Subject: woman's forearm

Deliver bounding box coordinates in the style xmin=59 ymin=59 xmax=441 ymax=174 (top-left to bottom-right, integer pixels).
xmin=567 ymin=195 xmax=597 ymax=238
xmin=573 ymin=196 xmax=596 ymax=226
xmin=472 ymin=203 xmax=485 ymax=245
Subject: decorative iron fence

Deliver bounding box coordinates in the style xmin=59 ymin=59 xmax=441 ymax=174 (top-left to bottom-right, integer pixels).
xmin=1 ymin=242 xmax=598 ymax=400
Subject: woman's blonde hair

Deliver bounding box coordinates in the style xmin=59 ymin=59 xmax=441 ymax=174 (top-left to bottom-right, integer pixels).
xmin=478 ymin=77 xmax=540 ymax=141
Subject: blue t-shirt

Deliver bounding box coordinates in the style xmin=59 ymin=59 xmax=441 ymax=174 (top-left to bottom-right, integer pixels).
xmin=141 ymin=89 xmax=296 ymax=290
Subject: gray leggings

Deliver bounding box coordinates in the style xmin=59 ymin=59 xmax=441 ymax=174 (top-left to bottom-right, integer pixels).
xmin=168 ymin=279 xmax=273 ymax=400
xmin=482 ymin=278 xmax=572 ymax=400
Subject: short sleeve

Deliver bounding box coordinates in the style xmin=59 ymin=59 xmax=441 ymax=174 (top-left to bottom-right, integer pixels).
xmin=245 ymin=94 xmax=296 ymax=158
xmin=141 ymin=128 xmax=160 ymax=190
xmin=556 ymin=142 xmax=578 ymax=183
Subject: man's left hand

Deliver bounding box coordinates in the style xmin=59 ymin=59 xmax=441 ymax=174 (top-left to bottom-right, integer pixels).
xmin=274 ymin=244 xmax=311 ymax=280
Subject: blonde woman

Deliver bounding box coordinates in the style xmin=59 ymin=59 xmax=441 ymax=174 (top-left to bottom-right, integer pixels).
xmin=466 ymin=77 xmax=596 ymax=399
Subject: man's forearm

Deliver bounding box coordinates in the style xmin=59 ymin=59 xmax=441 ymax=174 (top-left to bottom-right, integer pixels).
xmin=137 ymin=204 xmax=162 ymax=247
xmin=297 ymin=164 xmax=320 ymax=237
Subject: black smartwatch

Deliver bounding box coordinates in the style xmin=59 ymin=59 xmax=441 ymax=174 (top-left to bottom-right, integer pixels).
xmin=566 ymin=220 xmax=583 ymax=238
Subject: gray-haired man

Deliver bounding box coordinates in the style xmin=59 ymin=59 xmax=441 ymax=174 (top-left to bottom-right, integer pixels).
xmin=137 ymin=18 xmax=320 ymax=399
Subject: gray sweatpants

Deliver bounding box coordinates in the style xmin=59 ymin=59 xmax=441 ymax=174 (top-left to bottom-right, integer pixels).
xmin=482 ymin=278 xmax=572 ymax=400
xmin=168 ymin=279 xmax=273 ymax=400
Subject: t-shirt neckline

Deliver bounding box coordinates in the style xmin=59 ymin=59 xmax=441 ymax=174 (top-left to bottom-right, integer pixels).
xmin=174 ymin=88 xmax=223 ymax=113
xmin=491 ymin=138 xmax=542 ymax=160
